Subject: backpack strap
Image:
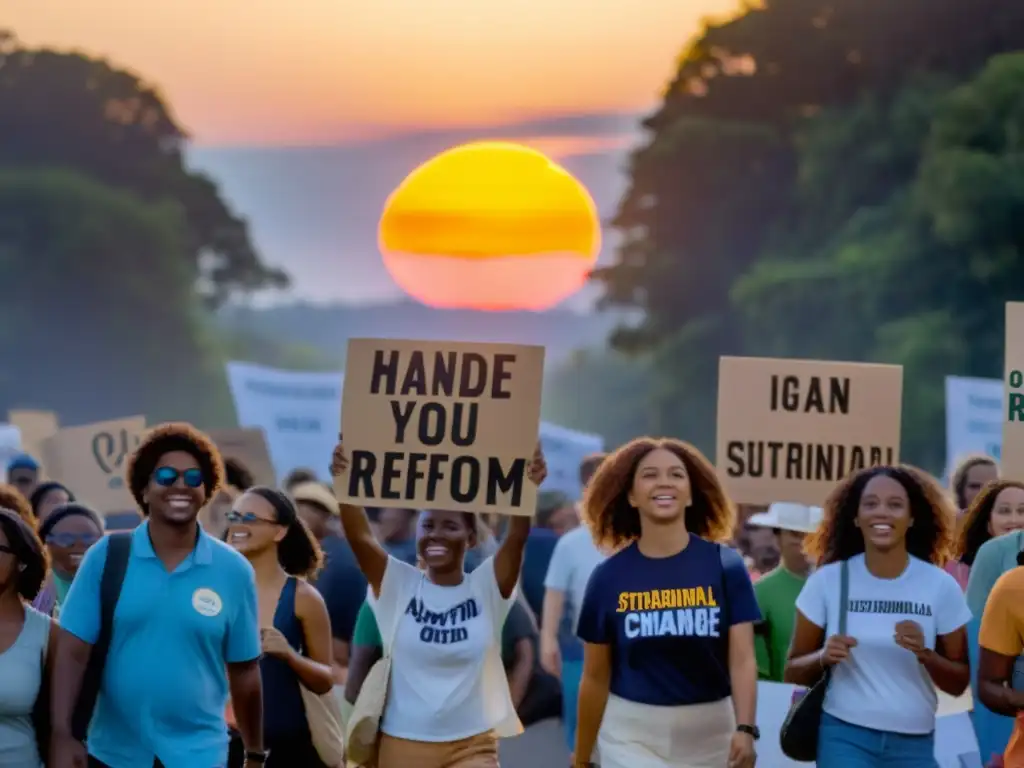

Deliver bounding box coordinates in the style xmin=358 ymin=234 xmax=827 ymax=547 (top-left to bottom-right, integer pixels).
xmin=718 ymin=543 xmax=732 ymax=657
xmin=99 ymin=533 xmax=133 ymax=639
xmin=73 ymin=532 xmax=133 ymax=740
xmin=837 ymin=559 xmax=849 ymax=635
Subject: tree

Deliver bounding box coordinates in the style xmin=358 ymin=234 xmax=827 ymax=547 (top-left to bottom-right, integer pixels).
xmin=0 ymin=168 xmax=234 ymax=425
xmin=542 ymin=349 xmax=655 ymax=448
xmin=0 ymin=32 xmax=287 ymax=306
xmin=598 ymin=0 xmax=1024 ymax=459
xmin=733 ymin=54 xmax=1024 ymax=470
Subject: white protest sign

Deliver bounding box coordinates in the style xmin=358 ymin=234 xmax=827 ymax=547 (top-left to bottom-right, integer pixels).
xmin=538 ymin=421 xmax=604 ymax=501
xmin=945 ymin=376 xmax=1002 ymax=475
xmin=225 ymin=362 xmax=344 ymax=483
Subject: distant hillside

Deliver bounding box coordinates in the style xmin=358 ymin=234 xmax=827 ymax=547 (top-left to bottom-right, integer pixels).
xmin=216 ymin=300 xmax=627 ymax=369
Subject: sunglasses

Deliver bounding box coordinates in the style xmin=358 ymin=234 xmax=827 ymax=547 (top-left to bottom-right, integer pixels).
xmin=47 ymin=532 xmax=101 ymax=548
xmin=226 ymin=511 xmax=279 ymax=526
xmin=153 ymin=466 xmax=204 ymax=489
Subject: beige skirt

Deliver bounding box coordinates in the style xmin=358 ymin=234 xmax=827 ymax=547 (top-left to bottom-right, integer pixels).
xmin=596 ymin=694 xmax=735 ymax=768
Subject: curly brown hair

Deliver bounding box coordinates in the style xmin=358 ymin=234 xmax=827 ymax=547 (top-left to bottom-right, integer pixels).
xmin=126 ymin=422 xmax=225 ymax=515
xmin=950 ymin=454 xmax=998 ymax=510
xmin=0 ymin=508 xmax=46 ymax=600
xmin=805 ymin=465 xmax=956 ymax=567
xmin=0 ymin=483 xmax=35 ymax=528
xmin=954 ymin=480 xmax=1024 ymax=566
xmin=582 ymin=437 xmax=735 ymax=551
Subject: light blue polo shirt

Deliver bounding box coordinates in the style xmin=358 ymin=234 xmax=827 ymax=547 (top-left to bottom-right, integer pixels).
xmin=60 ymin=521 xmax=260 ymax=768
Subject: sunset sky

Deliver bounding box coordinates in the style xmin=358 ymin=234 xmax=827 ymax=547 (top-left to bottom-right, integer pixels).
xmin=9 ymin=0 xmax=740 ymax=146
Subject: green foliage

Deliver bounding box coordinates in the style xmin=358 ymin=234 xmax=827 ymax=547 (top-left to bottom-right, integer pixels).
xmin=216 ymin=327 xmax=343 ymax=372
xmin=0 ymin=33 xmax=287 ymax=306
xmin=600 ymin=1 xmax=1024 ymax=472
xmin=0 ymin=33 xmax=328 ymax=429
xmin=0 ymin=168 xmax=232 ymax=425
xmin=541 ymin=349 xmax=655 ymax=449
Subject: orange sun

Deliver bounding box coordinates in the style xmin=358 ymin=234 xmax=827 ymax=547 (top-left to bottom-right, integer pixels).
xmin=378 ymin=141 xmax=601 ymax=311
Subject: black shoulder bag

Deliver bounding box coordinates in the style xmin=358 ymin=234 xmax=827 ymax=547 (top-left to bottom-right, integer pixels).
xmin=33 ymin=532 xmax=132 ymax=759
xmin=779 ymin=558 xmax=849 ymax=762
xmin=71 ymin=532 xmax=133 ymax=741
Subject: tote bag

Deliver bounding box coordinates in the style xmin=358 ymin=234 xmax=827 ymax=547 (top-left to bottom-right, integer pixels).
xmin=779 ymin=559 xmax=849 ymax=762
xmin=345 ymin=579 xmax=418 ymax=767
xmin=299 ymin=684 xmax=345 ymax=767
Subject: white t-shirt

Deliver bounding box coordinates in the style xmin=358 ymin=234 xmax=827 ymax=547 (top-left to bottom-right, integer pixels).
xmin=543 ymin=525 xmax=605 ymax=634
xmin=371 ymin=555 xmax=521 ymax=742
xmin=796 ymin=554 xmax=971 ymax=735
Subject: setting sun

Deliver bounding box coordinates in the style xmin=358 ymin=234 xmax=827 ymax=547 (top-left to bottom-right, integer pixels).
xmin=378 ymin=141 xmax=601 ymax=311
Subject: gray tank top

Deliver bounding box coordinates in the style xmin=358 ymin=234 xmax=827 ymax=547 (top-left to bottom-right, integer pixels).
xmin=0 ymin=606 xmax=49 ymax=767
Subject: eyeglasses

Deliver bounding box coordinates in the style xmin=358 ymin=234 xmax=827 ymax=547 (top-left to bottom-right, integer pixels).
xmin=226 ymin=511 xmax=279 ymax=526
xmin=47 ymin=532 xmax=101 ymax=548
xmin=153 ymin=467 xmax=204 ymax=489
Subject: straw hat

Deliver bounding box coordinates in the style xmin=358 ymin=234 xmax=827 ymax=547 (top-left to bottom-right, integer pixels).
xmin=747 ymin=502 xmax=823 ymax=534
xmin=291 ymin=482 xmax=340 ymax=516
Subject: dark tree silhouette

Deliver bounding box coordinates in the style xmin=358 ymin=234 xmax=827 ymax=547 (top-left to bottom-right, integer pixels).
xmin=598 ymin=0 xmax=1024 ymax=461
xmin=0 ymin=32 xmax=288 ymax=307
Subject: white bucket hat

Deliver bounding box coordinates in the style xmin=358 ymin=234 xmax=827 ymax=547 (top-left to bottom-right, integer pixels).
xmin=747 ymin=502 xmax=823 ymax=534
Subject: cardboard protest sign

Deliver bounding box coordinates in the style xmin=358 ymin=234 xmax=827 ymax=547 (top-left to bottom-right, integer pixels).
xmin=8 ymin=410 xmax=59 ymax=475
xmin=717 ymin=357 xmax=903 ymax=506
xmin=337 ymin=338 xmax=544 ymax=515
xmin=41 ymin=416 xmax=146 ymax=515
xmin=1002 ymin=303 xmax=1024 ymax=475
xmin=209 ymin=428 xmax=276 ymax=487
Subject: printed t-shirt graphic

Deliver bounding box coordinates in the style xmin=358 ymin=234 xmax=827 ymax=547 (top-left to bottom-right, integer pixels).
xmin=979 ymin=567 xmax=1024 ymax=767
xmin=369 ymin=555 xmax=520 ymax=742
xmin=576 ymin=536 xmax=760 ymax=706
xmin=795 ymin=554 xmax=971 ymax=735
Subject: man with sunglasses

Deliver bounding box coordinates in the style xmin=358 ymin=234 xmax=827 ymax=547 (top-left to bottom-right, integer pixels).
xmin=53 ymin=423 xmax=266 ymax=768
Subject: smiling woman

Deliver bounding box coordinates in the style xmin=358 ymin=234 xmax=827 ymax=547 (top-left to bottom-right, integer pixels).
xmin=572 ymin=437 xmax=759 ymax=768
xmin=785 ymin=465 xmax=969 ymax=768
xmin=328 ymin=438 xmax=548 ymax=768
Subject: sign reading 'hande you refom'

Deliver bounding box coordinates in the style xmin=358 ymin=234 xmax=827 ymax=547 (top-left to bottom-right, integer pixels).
xmin=716 ymin=357 xmax=903 ymax=506
xmin=337 ymin=338 xmax=545 ymax=516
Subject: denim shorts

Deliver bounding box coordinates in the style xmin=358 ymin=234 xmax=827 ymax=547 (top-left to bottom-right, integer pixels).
xmin=817 ymin=712 xmax=938 ymax=767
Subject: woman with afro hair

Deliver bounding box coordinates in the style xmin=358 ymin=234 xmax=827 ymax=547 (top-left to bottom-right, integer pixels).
xmin=53 ymin=422 xmax=267 ymax=767
xmin=785 ymin=465 xmax=970 ymax=767
xmin=572 ymin=437 xmax=759 ymax=768
xmin=0 ymin=482 xmax=35 ymax=528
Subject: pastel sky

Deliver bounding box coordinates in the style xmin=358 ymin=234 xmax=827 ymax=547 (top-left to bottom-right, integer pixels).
xmin=9 ymin=0 xmax=740 ymax=146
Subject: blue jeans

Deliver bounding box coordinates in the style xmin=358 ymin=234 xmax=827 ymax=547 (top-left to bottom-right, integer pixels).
xmin=561 ymin=659 xmax=583 ymax=751
xmin=818 ymin=712 xmax=937 ymax=767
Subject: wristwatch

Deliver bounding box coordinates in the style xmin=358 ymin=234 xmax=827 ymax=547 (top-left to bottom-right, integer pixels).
xmin=737 ymin=724 xmax=760 ymax=740
xmin=244 ymin=750 xmax=270 ymax=764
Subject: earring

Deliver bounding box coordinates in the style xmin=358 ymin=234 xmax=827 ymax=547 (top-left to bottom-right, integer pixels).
xmin=17 ymin=564 xmax=26 ymax=572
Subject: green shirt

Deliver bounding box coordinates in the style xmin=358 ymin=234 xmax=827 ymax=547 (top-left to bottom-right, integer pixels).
xmin=753 ymin=567 xmax=807 ymax=682
xmin=352 ymin=600 xmax=382 ymax=648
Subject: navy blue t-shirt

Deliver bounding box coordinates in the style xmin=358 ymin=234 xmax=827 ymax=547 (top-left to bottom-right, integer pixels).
xmin=576 ymin=536 xmax=760 ymax=707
